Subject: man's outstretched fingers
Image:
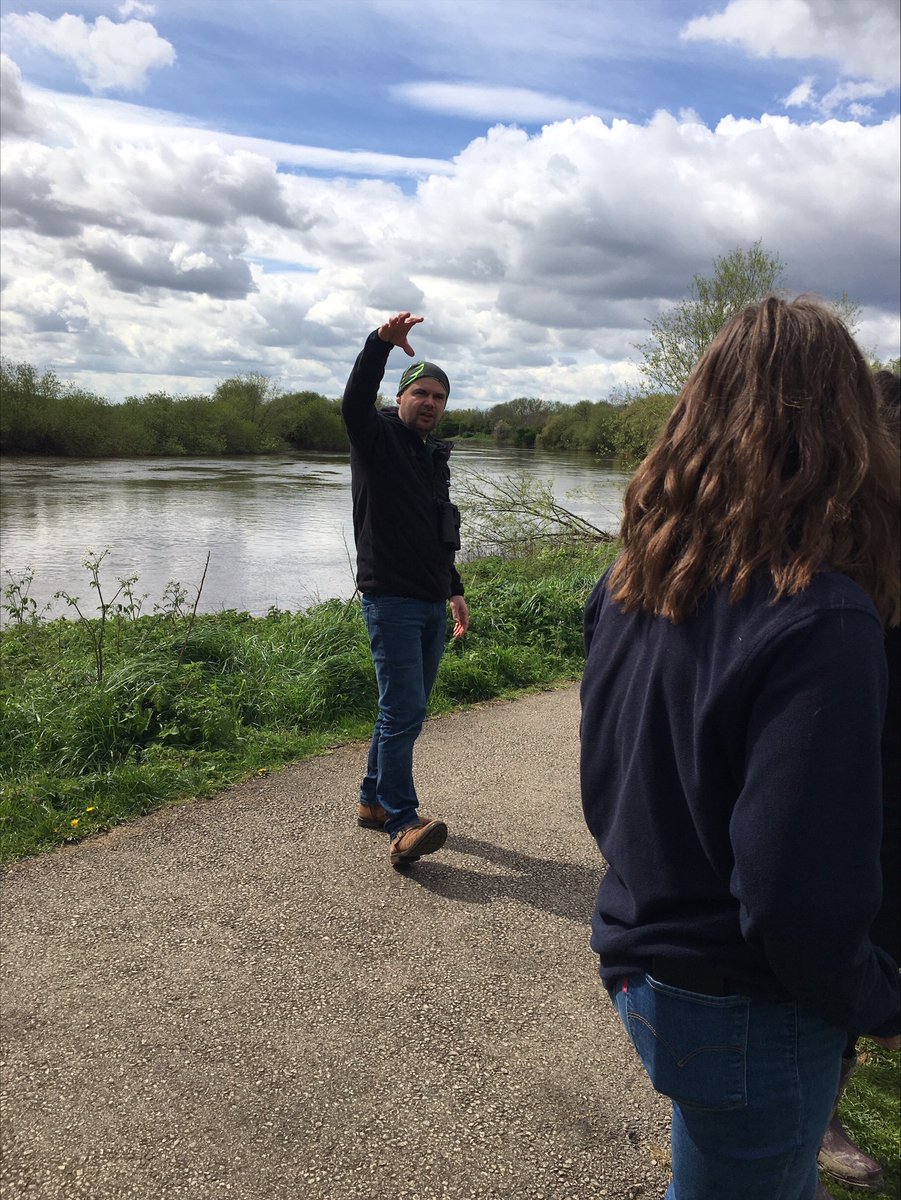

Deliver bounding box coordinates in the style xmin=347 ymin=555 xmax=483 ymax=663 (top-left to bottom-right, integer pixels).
xmin=378 ymin=312 xmax=424 ymax=355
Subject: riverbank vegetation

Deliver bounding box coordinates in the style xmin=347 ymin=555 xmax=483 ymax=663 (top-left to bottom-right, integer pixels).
xmin=0 ymin=360 xmax=350 ymax=457
xmin=0 ymin=541 xmax=616 ymax=864
xmin=0 ymin=354 xmax=676 ymax=461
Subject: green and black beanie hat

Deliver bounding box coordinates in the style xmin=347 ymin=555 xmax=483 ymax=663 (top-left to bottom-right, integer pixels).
xmin=397 ymin=360 xmax=450 ymax=398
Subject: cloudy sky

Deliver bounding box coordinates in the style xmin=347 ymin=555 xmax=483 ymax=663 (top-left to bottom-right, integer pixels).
xmin=1 ymin=0 xmax=899 ymax=408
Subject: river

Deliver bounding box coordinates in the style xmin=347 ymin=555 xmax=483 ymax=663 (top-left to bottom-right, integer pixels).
xmin=0 ymin=447 xmax=630 ymax=621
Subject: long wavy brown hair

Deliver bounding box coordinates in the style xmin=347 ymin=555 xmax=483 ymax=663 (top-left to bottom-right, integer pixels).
xmin=608 ymin=296 xmax=901 ymax=624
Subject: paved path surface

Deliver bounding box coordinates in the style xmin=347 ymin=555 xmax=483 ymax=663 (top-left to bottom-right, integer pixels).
xmin=1 ymin=684 xmax=669 ymax=1200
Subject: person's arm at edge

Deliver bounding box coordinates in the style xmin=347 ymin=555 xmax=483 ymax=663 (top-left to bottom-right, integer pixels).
xmin=730 ymin=606 xmax=900 ymax=1038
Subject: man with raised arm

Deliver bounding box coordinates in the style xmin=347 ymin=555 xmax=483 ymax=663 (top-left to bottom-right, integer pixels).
xmin=342 ymin=311 xmax=469 ymax=868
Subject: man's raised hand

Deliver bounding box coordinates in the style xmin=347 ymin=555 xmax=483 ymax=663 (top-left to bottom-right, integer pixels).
xmin=377 ymin=312 xmax=424 ymax=357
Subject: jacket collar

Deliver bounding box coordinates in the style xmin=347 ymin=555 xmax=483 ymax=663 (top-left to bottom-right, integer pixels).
xmin=380 ymin=405 xmax=453 ymax=455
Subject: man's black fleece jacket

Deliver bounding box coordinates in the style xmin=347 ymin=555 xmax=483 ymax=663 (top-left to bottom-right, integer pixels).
xmin=342 ymin=330 xmax=463 ymax=602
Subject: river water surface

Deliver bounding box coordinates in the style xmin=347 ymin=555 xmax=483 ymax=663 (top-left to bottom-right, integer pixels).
xmin=0 ymin=447 xmax=629 ymax=621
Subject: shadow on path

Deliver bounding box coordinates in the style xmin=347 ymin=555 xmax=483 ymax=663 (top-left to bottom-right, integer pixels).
xmin=405 ymin=832 xmax=603 ymax=925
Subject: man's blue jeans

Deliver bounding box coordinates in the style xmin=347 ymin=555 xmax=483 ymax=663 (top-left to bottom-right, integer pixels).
xmin=360 ymin=594 xmax=447 ymax=837
xmin=613 ymin=973 xmax=846 ymax=1200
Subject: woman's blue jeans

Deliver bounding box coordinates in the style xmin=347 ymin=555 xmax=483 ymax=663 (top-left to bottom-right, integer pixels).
xmin=360 ymin=594 xmax=447 ymax=837
xmin=613 ymin=973 xmax=846 ymax=1200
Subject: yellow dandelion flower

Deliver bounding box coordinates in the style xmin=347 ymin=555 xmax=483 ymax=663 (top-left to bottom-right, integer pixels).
xmin=85 ymin=806 xmax=95 ymax=813
xmin=70 ymin=818 xmax=79 ymax=828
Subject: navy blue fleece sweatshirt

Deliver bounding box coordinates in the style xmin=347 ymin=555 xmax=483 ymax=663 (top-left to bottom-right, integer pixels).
xmin=580 ymin=568 xmax=900 ymax=1038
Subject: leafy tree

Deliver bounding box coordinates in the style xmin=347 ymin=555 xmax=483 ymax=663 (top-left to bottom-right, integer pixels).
xmin=259 ymin=391 xmax=304 ymax=443
xmin=282 ymin=392 xmax=347 ymax=451
xmin=635 ymin=242 xmax=864 ymax=396
xmin=212 ymin=373 xmax=278 ymax=425
xmin=102 ymin=402 xmax=156 ymax=455
xmin=585 ymin=402 xmax=620 ymax=457
xmin=536 ymin=409 xmax=580 ymax=450
xmin=176 ymin=396 xmax=230 ymax=454
xmin=437 ymin=407 xmax=491 ymax=438
xmin=504 ymin=397 xmax=560 ymax=426
xmin=635 ymin=242 xmax=786 ymax=394
xmin=536 ymin=402 xmax=593 ymax=451
xmin=218 ymin=413 xmax=262 ymax=454
xmin=492 ymin=418 xmax=514 ymax=444
xmin=47 ymin=391 xmax=113 ymax=456
xmin=614 ymin=393 xmax=676 ymax=463
xmin=488 ymin=397 xmax=561 ymax=444
xmin=126 ymin=393 xmax=191 ymax=455
xmin=0 ymin=359 xmax=64 ymax=453
xmin=832 ymin=293 xmax=862 ymax=336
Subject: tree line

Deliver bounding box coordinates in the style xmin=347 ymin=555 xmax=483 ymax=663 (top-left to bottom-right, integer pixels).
xmin=0 ymin=362 xmax=347 ymax=458
xmin=3 ymin=243 xmax=896 ymax=462
xmin=0 ymin=356 xmax=680 ymax=462
xmin=437 ymin=392 xmax=678 ymax=459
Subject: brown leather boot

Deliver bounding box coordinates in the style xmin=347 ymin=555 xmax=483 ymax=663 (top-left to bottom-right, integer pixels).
xmin=356 ymin=802 xmax=387 ymax=829
xmin=389 ymin=818 xmax=447 ymax=866
xmin=817 ymin=1056 xmax=884 ymax=1192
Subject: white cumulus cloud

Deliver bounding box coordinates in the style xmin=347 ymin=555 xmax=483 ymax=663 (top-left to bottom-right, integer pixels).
xmin=0 ymin=71 xmax=898 ymax=405
xmin=783 ymin=77 xmax=817 ymax=108
xmin=0 ymin=12 xmax=175 ymax=92
xmin=682 ymin=0 xmax=900 ymax=86
xmin=0 ymin=53 xmax=43 ymax=138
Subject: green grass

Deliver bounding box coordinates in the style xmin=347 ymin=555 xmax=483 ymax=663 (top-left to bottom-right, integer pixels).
xmin=0 ymin=542 xmax=616 ymax=862
xmin=822 ymin=1046 xmax=900 ymax=1200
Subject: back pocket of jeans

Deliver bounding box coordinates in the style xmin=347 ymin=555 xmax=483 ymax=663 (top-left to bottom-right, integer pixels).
xmin=626 ymin=976 xmax=749 ymax=1111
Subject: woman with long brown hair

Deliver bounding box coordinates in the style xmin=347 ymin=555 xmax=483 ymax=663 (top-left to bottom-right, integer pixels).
xmin=580 ymin=297 xmax=900 ymax=1200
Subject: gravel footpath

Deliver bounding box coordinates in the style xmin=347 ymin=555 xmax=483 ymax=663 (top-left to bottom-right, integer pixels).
xmin=1 ymin=683 xmax=669 ymax=1200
